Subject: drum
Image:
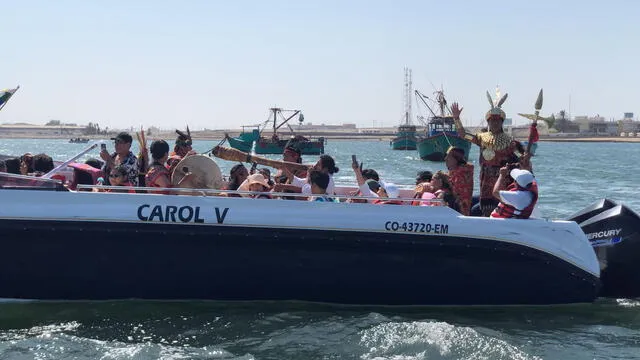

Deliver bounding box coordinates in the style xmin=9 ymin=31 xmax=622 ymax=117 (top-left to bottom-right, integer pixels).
xmin=171 ymin=155 xmax=223 ymax=192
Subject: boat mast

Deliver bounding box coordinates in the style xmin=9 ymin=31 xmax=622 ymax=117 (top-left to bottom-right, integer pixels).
xmin=435 ymin=90 xmax=446 ymax=117
xmin=403 ymin=67 xmax=413 ymax=125
xmin=271 ymin=107 xmax=280 ymax=135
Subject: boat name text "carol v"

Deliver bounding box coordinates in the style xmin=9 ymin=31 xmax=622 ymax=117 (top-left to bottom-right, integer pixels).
xmin=137 ymin=204 xmax=229 ymax=224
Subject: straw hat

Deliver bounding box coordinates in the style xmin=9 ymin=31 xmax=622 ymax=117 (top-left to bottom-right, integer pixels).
xmin=246 ymin=173 xmax=270 ymax=189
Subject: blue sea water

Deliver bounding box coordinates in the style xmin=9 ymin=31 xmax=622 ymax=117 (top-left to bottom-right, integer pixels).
xmin=1 ymin=138 xmax=639 ymax=359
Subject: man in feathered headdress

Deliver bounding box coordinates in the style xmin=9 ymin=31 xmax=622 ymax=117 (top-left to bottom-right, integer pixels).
xmin=451 ymin=90 xmax=529 ymax=217
xmin=167 ymin=126 xmax=196 ymax=172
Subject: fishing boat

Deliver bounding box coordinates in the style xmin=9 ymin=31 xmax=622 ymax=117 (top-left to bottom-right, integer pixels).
xmin=226 ymin=107 xmax=324 ymax=155
xmin=69 ymin=138 xmax=90 ymax=144
xmin=391 ymin=124 xmax=418 ymax=150
xmin=390 ymin=68 xmax=417 ymax=150
xmin=415 ymin=90 xmax=470 ymax=161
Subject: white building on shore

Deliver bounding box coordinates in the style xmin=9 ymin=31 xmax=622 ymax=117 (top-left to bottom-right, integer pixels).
xmin=0 ymin=124 xmax=86 ymax=136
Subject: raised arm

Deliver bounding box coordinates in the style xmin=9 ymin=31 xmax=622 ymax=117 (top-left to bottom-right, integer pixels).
xmin=451 ymin=102 xmax=476 ymax=143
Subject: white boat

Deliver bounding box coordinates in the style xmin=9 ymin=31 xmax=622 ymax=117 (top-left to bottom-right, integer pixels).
xmin=0 ymin=171 xmax=612 ymax=306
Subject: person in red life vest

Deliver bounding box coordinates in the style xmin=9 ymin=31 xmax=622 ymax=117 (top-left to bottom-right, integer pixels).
xmin=491 ymin=167 xmax=538 ymax=219
xmin=444 ymin=147 xmax=474 ymax=215
xmin=167 ymin=127 xmax=197 ymax=173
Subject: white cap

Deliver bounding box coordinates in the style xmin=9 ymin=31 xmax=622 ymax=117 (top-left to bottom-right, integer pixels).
xmin=510 ymin=169 xmax=535 ymax=187
xmin=380 ymin=181 xmax=400 ymax=198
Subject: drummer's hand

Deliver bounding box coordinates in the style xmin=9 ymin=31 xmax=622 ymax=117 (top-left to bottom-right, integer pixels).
xmin=187 ymin=150 xmax=197 ymax=156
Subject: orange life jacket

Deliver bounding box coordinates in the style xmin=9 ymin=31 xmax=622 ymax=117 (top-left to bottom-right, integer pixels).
xmin=491 ymin=181 xmax=538 ymax=219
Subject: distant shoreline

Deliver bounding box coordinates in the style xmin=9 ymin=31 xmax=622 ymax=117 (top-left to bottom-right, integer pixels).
xmin=1 ymin=133 xmax=639 ymax=143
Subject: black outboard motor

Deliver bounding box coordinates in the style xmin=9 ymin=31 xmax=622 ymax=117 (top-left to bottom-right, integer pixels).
xmin=568 ymin=199 xmax=640 ymax=298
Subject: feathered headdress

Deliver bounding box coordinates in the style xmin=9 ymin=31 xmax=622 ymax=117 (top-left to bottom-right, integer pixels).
xmin=175 ymin=126 xmax=192 ymax=145
xmin=485 ymin=90 xmax=508 ymax=121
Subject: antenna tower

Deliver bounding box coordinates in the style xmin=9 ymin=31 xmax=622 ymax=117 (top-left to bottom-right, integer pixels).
xmin=404 ymin=67 xmax=413 ymax=125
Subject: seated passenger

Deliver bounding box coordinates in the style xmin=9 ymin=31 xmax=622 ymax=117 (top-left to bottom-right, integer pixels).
xmin=222 ymin=164 xmax=249 ymax=197
xmin=100 ymin=132 xmax=139 ymax=186
xmin=427 ymin=171 xmax=458 ymax=210
xmin=20 ymin=153 xmax=34 ymax=175
xmin=145 ymin=140 xmax=173 ymax=194
xmin=291 ymin=154 xmax=338 ymax=195
xmin=491 ymin=167 xmax=538 ymax=219
xmin=308 ymin=169 xmax=334 ymax=202
xmin=246 ymin=173 xmax=272 ymax=199
xmin=362 ymin=168 xmax=380 ymax=182
xmin=4 ymin=158 xmax=21 ymax=175
xmin=97 ymin=164 xmax=136 ymax=193
xmin=32 ymin=153 xmax=55 ymax=176
xmin=258 ymin=168 xmax=274 ymax=188
xmin=351 ymin=158 xmax=402 ymax=205
xmin=412 ymin=170 xmax=434 ymax=204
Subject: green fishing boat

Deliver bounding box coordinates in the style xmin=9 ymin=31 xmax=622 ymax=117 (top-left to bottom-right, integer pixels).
xmin=391 ymin=67 xmax=417 ymax=150
xmin=415 ymin=89 xmax=470 ymax=161
xmin=391 ymin=124 xmax=418 ymax=150
xmin=226 ymin=107 xmax=325 ymax=155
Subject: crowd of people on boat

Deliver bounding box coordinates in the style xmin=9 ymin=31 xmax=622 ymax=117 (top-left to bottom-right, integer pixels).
xmin=0 ymin=93 xmax=539 ymax=219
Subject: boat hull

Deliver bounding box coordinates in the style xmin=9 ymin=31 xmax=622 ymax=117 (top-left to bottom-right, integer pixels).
xmin=0 ymin=218 xmax=599 ymax=305
xmin=227 ymin=136 xmax=324 ymax=155
xmin=417 ymin=134 xmax=471 ymax=161
xmin=391 ymin=136 xmax=417 ymax=150
xmin=0 ymin=189 xmax=600 ymax=305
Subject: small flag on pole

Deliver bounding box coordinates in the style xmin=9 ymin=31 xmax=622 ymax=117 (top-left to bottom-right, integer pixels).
xmin=0 ymin=86 xmax=20 ymax=112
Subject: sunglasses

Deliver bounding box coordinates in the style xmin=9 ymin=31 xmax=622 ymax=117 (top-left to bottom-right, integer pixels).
xmin=109 ymin=173 xmax=122 ymax=178
xmin=177 ymin=140 xmax=193 ymax=147
xmin=114 ymin=139 xmax=129 ymax=144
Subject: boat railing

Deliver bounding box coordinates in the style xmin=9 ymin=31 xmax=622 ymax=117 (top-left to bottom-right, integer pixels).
xmin=74 ymin=184 xmax=446 ymax=205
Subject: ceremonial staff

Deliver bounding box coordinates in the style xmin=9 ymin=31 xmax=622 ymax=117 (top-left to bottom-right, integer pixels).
xmin=210 ymin=146 xmax=310 ymax=173
xmin=518 ymin=89 xmax=544 ymax=155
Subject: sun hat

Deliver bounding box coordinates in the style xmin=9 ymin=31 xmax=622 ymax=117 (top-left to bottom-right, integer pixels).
xmin=247 ymin=173 xmax=270 ymax=189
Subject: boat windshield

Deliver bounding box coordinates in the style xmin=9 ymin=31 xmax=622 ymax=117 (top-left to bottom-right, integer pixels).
xmin=0 ymin=173 xmax=68 ymax=191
